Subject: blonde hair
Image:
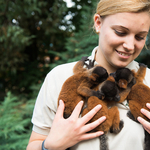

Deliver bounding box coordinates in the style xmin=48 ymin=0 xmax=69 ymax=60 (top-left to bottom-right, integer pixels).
xmin=94 ymin=0 xmax=150 ymax=47
xmin=96 ymin=0 xmax=150 ymax=17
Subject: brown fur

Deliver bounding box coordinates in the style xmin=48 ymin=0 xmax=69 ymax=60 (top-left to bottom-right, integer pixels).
xmin=93 ymin=75 xmax=120 ymax=102
xmin=82 ymin=96 xmax=123 ymax=134
xmin=58 ymin=58 xmax=108 ymax=118
xmin=81 ymin=68 xmax=136 ymax=150
xmin=127 ymin=64 xmax=150 ymax=121
xmin=82 ymin=68 xmax=136 ymax=134
xmin=126 ymin=63 xmax=150 ymax=150
xmin=58 ymin=58 xmax=136 ymax=150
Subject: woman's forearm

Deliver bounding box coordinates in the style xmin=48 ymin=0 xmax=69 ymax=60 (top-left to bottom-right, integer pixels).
xmin=26 ymin=141 xmax=43 ymax=150
xmin=27 ymin=101 xmax=106 ymax=150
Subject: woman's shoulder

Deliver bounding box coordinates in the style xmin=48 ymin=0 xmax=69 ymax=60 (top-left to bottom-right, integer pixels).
xmin=126 ymin=60 xmax=139 ymax=71
xmin=127 ymin=60 xmax=150 ymax=72
xmin=46 ymin=61 xmax=77 ymax=83
xmin=53 ymin=61 xmax=77 ymax=70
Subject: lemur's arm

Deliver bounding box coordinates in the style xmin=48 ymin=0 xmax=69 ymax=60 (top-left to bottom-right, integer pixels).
xmin=84 ymin=57 xmax=95 ymax=69
xmin=135 ymin=63 xmax=147 ymax=83
xmin=73 ymin=56 xmax=88 ymax=74
xmin=73 ymin=56 xmax=95 ymax=74
xmin=77 ymin=82 xmax=105 ymax=99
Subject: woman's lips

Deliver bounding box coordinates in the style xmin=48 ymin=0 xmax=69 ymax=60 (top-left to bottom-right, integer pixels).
xmin=116 ymin=50 xmax=132 ymax=58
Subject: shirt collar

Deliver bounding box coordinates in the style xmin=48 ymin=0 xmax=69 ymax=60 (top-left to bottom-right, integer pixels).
xmin=88 ymin=46 xmax=99 ymax=66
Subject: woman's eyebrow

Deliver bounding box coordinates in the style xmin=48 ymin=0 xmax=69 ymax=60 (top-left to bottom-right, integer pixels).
xmin=112 ymin=25 xmax=149 ymax=33
xmin=112 ymin=25 xmax=129 ymax=29
xmin=139 ymin=31 xmax=149 ymax=34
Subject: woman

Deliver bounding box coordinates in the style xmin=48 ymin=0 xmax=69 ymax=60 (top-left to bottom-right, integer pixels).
xmin=27 ymin=0 xmax=150 ymax=150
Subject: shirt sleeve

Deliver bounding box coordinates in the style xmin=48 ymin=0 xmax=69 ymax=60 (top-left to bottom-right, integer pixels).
xmin=144 ymin=67 xmax=150 ymax=88
xmin=31 ymin=62 xmax=76 ymax=135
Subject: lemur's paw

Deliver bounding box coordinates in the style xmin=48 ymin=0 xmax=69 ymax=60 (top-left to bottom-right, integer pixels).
xmin=110 ymin=120 xmax=124 ymax=134
xmin=127 ymin=111 xmax=139 ymax=123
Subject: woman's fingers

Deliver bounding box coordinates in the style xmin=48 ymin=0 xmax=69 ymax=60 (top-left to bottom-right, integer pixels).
xmin=55 ymin=100 xmax=65 ymax=119
xmin=140 ymin=107 xmax=150 ymax=120
xmin=46 ymin=100 xmax=106 ymax=149
xmin=137 ymin=103 xmax=150 ymax=134
xmin=139 ymin=103 xmax=150 ymax=121
xmin=137 ymin=116 xmax=150 ymax=133
xmin=70 ymin=101 xmax=84 ymax=120
xmin=79 ymin=130 xmax=104 ymax=141
xmin=81 ymin=116 xmax=106 ymax=133
xmin=146 ymin=103 xmax=150 ymax=109
xmin=81 ymin=104 xmax=102 ymax=125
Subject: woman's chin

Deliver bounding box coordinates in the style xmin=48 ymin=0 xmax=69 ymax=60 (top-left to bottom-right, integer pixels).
xmin=113 ymin=62 xmax=130 ymax=69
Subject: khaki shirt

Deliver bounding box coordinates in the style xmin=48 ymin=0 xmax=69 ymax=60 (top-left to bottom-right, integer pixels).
xmin=31 ymin=46 xmax=150 ymax=150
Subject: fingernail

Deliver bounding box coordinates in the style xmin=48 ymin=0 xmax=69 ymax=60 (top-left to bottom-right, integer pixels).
xmin=137 ymin=116 xmax=142 ymax=122
xmin=137 ymin=116 xmax=140 ymax=121
xmin=96 ymin=104 xmax=102 ymax=109
xmin=78 ymin=101 xmax=84 ymax=106
xmin=146 ymin=103 xmax=150 ymax=107
xmin=141 ymin=108 xmax=145 ymax=113
xmin=101 ymin=116 xmax=106 ymax=120
xmin=80 ymin=101 xmax=84 ymax=104
xmin=59 ymin=100 xmax=62 ymax=105
xmin=99 ymin=131 xmax=104 ymax=135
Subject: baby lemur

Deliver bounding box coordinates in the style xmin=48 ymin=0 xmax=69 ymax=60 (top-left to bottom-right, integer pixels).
xmin=127 ymin=63 xmax=150 ymax=150
xmin=58 ymin=56 xmax=116 ymax=118
xmin=82 ymin=67 xmax=135 ymax=150
xmin=58 ymin=57 xmax=136 ymax=150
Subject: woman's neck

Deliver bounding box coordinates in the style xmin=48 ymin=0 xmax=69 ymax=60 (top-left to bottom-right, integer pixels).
xmin=95 ymin=49 xmax=118 ymax=74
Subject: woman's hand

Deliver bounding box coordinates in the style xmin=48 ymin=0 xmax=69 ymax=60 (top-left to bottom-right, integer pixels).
xmin=137 ymin=103 xmax=150 ymax=134
xmin=44 ymin=100 xmax=106 ymax=150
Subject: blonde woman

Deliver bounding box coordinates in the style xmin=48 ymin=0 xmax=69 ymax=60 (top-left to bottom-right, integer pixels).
xmin=27 ymin=0 xmax=150 ymax=150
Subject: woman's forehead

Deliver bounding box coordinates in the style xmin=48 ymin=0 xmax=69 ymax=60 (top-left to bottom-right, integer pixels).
xmin=102 ymin=12 xmax=150 ymax=31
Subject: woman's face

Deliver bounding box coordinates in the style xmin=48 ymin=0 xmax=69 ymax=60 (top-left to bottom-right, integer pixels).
xmin=95 ymin=12 xmax=150 ymax=73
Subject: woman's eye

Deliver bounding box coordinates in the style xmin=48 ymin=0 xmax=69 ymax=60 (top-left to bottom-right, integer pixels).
xmin=114 ymin=30 xmax=126 ymax=36
xmin=135 ymin=35 xmax=145 ymax=41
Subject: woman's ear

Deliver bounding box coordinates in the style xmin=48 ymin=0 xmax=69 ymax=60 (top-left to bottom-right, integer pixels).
xmin=94 ymin=14 xmax=102 ymax=33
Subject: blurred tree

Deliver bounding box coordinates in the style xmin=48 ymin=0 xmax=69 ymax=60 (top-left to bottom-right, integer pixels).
xmin=67 ymin=0 xmax=94 ymax=32
xmin=0 ymin=91 xmax=35 ymax=149
xmin=50 ymin=0 xmax=99 ymax=66
xmin=0 ymin=1 xmax=99 ymax=149
xmin=136 ymin=32 xmax=150 ymax=66
xmin=0 ymin=0 xmax=150 ymax=149
xmin=0 ymin=0 xmax=98 ymax=100
xmin=0 ymin=0 xmax=70 ymax=98
xmin=62 ymin=0 xmax=150 ymax=67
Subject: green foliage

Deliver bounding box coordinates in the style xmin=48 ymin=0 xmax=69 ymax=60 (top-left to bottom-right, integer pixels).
xmin=0 ymin=0 xmax=69 ymax=96
xmin=67 ymin=0 xmax=95 ymax=32
xmin=50 ymin=2 xmax=98 ymax=67
xmin=0 ymin=1 xmax=99 ymax=148
xmin=136 ymin=31 xmax=150 ymax=67
xmin=0 ymin=92 xmax=35 ymax=149
xmin=0 ymin=25 xmax=34 ymax=74
xmin=1 ymin=0 xmax=150 ymax=149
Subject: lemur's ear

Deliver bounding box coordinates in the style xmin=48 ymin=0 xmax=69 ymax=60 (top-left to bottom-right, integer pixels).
xmin=101 ymin=94 xmax=105 ymax=100
xmin=118 ymin=79 xmax=128 ymax=89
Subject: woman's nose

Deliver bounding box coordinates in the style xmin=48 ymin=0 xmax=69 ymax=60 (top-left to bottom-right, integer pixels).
xmin=123 ymin=36 xmax=135 ymax=51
